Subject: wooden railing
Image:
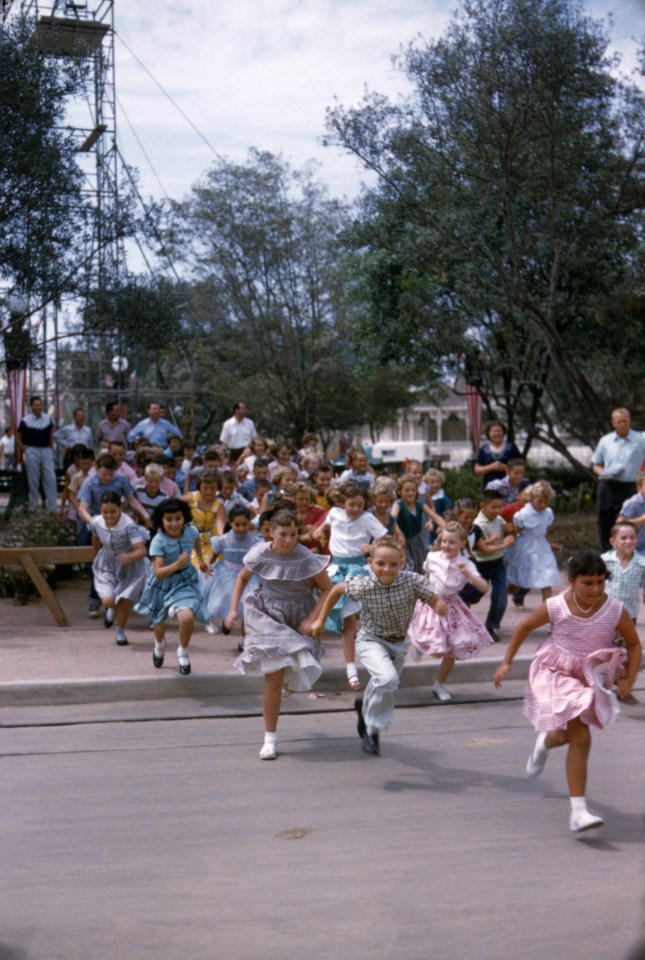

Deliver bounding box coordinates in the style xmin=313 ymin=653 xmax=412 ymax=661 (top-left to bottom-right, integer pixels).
xmin=0 ymin=547 xmax=94 ymax=627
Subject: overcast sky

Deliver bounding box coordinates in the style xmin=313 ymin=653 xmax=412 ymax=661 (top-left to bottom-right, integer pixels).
xmin=104 ymin=0 xmax=645 ymax=206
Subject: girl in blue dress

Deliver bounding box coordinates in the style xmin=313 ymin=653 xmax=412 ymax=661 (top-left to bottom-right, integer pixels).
xmin=136 ymin=498 xmax=211 ymax=675
xmin=206 ymin=504 xmax=259 ymax=629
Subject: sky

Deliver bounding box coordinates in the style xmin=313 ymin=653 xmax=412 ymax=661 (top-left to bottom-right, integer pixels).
xmin=101 ymin=0 xmax=645 ymax=207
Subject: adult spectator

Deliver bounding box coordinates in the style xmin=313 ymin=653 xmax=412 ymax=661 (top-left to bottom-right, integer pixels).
xmin=473 ymin=420 xmax=521 ymax=489
xmin=0 ymin=427 xmax=15 ymax=470
xmin=96 ymin=401 xmax=131 ymax=447
xmin=219 ymin=401 xmax=257 ymax=463
xmin=16 ymin=396 xmax=58 ymax=511
xmin=127 ymin=401 xmax=182 ymax=448
xmin=54 ymin=407 xmax=94 ymax=469
xmin=591 ymin=407 xmax=645 ymax=551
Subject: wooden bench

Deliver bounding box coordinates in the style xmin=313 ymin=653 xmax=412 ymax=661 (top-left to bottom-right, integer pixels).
xmin=0 ymin=546 xmax=94 ymax=627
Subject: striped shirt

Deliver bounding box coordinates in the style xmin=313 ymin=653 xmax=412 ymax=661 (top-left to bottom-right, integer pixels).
xmin=345 ymin=570 xmax=436 ymax=642
xmin=601 ymin=549 xmax=645 ymax=619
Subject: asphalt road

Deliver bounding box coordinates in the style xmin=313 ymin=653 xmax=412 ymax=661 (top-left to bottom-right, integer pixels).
xmin=1 ymin=698 xmax=643 ymax=960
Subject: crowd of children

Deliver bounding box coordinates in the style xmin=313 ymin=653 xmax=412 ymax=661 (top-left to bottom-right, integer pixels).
xmin=47 ymin=413 xmax=643 ymax=833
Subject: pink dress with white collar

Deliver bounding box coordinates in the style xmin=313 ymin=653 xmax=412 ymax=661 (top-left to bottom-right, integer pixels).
xmin=407 ymin=551 xmax=493 ymax=660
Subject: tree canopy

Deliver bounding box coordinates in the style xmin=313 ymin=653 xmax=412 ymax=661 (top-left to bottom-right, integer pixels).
xmin=325 ymin=0 xmax=645 ymax=462
xmin=0 ymin=15 xmax=90 ymax=306
xmin=170 ymin=150 xmax=411 ymax=443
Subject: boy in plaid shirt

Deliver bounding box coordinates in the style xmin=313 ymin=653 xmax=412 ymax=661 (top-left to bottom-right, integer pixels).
xmin=312 ymin=536 xmax=447 ymax=755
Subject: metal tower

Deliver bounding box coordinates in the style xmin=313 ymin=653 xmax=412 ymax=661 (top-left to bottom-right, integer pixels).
xmin=2 ymin=0 xmax=122 ymax=294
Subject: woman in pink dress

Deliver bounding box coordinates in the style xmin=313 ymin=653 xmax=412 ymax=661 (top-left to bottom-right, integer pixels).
xmin=494 ymin=549 xmax=641 ymax=834
xmin=408 ymin=522 xmax=492 ymax=702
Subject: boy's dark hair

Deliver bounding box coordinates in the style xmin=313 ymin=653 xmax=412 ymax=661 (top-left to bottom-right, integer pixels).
xmin=565 ymin=549 xmax=610 ymax=580
xmin=96 ymin=453 xmax=116 ymax=470
xmin=153 ymin=453 xmax=171 ymax=467
xmin=151 ymin=497 xmax=192 ymax=532
xmin=254 ymin=457 xmax=271 ymax=471
xmin=506 ymin=458 xmax=525 ymax=470
xmin=80 ymin=447 xmax=95 ymax=460
xmin=220 ymin=471 xmax=237 ymax=486
xmin=312 ymin=461 xmax=334 ymax=478
xmin=480 ymin=489 xmax=503 ymax=504
xmin=227 ymin=503 xmax=253 ymax=524
xmin=454 ymin=497 xmax=477 ymax=513
xmin=99 ymin=491 xmax=122 ymax=508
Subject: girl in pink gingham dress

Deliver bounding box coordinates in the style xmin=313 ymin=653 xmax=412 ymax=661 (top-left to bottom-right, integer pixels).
xmin=494 ymin=549 xmax=641 ymax=834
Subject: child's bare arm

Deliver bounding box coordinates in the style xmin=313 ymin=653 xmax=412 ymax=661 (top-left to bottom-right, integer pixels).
xmin=224 ymin=567 xmax=253 ymax=627
xmin=311 ymin=582 xmax=346 ymax=639
xmin=493 ymin=604 xmax=550 ymax=686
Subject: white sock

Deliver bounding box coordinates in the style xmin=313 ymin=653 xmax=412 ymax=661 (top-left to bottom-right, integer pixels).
xmin=264 ymin=732 xmax=277 ymax=745
xmin=346 ymin=663 xmax=358 ymax=681
xmin=154 ymin=639 xmax=165 ymax=654
xmin=177 ymin=646 xmax=190 ymax=662
xmin=570 ymin=796 xmax=588 ymax=813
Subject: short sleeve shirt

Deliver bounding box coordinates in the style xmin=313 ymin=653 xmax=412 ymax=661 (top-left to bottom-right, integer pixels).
xmin=345 ymin=570 xmax=435 ymax=642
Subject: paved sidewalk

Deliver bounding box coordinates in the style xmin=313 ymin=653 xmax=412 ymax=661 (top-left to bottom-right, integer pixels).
xmin=1 ymin=572 xmax=643 ymax=706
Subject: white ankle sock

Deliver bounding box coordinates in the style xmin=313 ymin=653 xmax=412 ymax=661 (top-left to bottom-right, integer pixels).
xmin=346 ymin=663 xmax=358 ymax=680
xmin=264 ymin=732 xmax=277 ymax=745
xmin=177 ymin=646 xmax=190 ymax=663
xmin=570 ymin=796 xmax=587 ymax=813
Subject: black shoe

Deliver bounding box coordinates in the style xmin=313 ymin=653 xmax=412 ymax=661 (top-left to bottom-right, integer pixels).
xmin=104 ymin=607 xmax=116 ymax=628
xmin=354 ymin=697 xmax=366 ymax=739
xmin=152 ymin=641 xmax=165 ymax=669
xmin=179 ymin=662 xmax=191 ymax=676
xmin=487 ymin=627 xmax=500 ymax=642
xmin=362 ymin=731 xmax=380 ymax=755
xmin=512 ymin=597 xmax=524 ymax=609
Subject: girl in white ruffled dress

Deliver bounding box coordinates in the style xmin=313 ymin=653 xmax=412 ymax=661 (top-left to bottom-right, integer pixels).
xmin=408 ymin=522 xmax=492 ymax=701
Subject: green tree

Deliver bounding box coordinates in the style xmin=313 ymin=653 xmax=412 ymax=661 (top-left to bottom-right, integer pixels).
xmin=325 ymin=0 xmax=645 ymax=464
xmin=0 ymin=15 xmax=90 ymax=305
xmin=171 ymin=150 xmax=411 ymax=443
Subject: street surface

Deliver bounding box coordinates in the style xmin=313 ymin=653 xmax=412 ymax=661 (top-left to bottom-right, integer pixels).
xmin=1 ymin=698 xmax=643 ymax=960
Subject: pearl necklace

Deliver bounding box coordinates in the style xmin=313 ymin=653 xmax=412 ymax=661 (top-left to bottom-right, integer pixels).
xmin=572 ymin=592 xmax=599 ymax=614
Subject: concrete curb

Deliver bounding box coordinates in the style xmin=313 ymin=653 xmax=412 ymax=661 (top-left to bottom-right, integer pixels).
xmin=0 ymin=655 xmax=532 ymax=707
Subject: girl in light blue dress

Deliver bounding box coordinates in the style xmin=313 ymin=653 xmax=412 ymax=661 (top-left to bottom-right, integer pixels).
xmin=206 ymin=504 xmax=259 ymax=631
xmin=136 ymin=498 xmax=211 ymax=676
xmin=505 ymin=481 xmax=561 ymax=601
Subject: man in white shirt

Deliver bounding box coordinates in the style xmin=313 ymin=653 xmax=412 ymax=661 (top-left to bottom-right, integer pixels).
xmin=54 ymin=408 xmax=94 ymax=468
xmin=219 ymin=401 xmax=257 ymax=462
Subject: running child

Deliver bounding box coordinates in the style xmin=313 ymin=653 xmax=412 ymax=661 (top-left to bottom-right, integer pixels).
xmin=408 ymin=521 xmax=492 ymax=701
xmin=602 ymin=521 xmax=645 ymax=623
xmin=472 ymin=489 xmax=516 ymax=641
xmin=206 ymin=504 xmax=259 ymax=632
xmin=423 ymin=468 xmax=452 ymax=545
xmin=338 ymin=447 xmax=375 ymax=492
xmin=224 ymin=508 xmax=333 ymax=760
xmin=311 ymin=535 xmax=447 ymax=755
xmin=312 ymin=481 xmax=388 ymax=690
xmin=371 ymin=477 xmax=405 ymax=549
xmin=136 ymin=498 xmax=211 ymax=676
xmin=391 ymin=474 xmax=439 ymax=573
xmin=505 ymin=480 xmax=561 ymax=603
xmin=91 ymin=491 xmax=149 ymax=645
xmin=494 ymin=549 xmax=641 ymax=833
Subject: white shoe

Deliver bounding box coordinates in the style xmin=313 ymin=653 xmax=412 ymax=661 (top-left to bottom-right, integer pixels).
xmin=570 ymin=809 xmax=604 ymax=833
xmin=259 ymin=742 xmax=277 ymax=760
xmin=432 ymin=682 xmax=452 ymax=702
xmin=526 ymin=732 xmax=549 ymax=779
xmin=205 ymin=621 xmax=220 ymax=635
